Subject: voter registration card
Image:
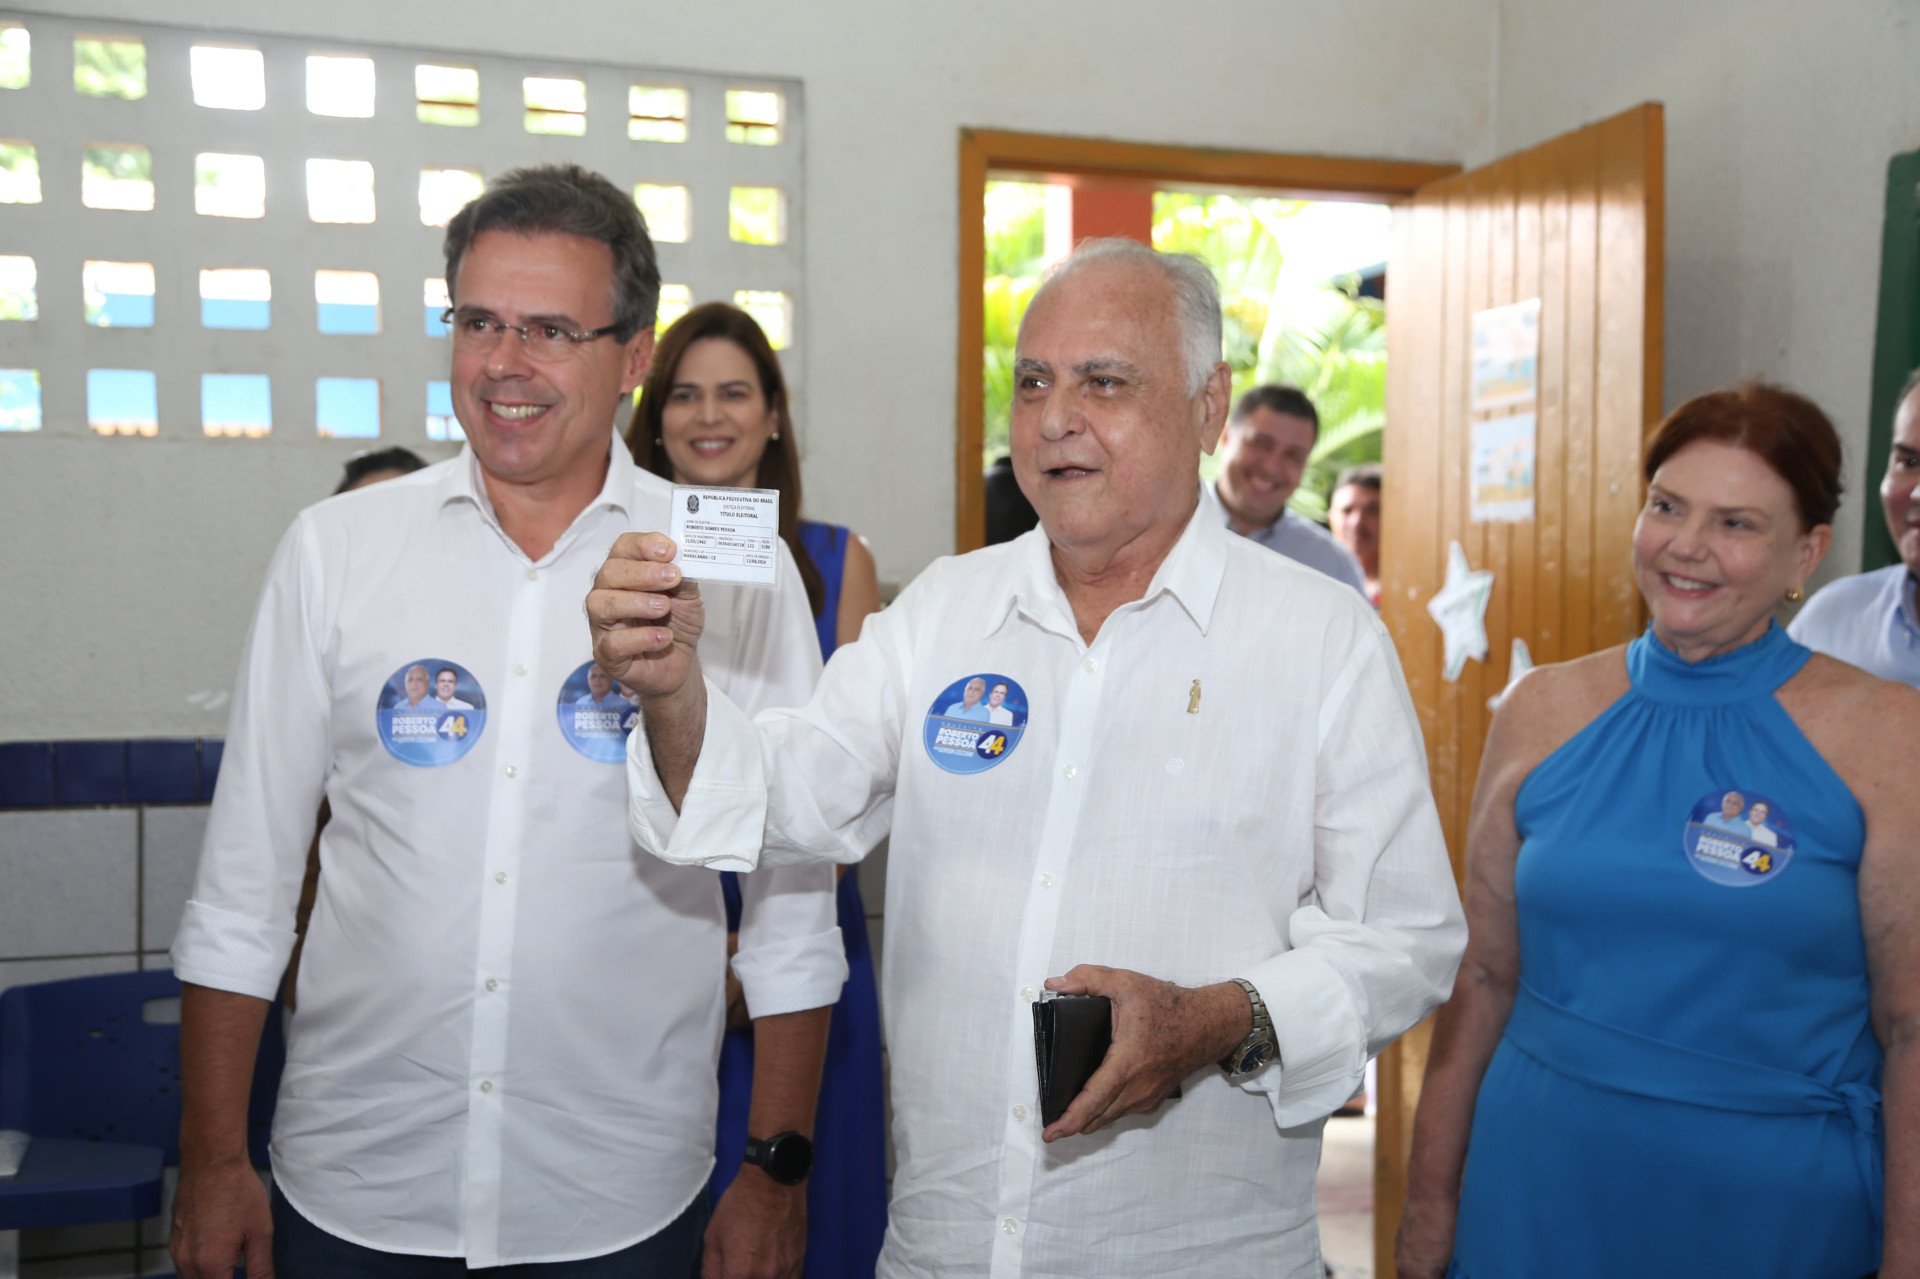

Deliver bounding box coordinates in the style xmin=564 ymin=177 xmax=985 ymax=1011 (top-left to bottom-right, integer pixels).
xmin=668 ymin=485 xmax=781 ymax=588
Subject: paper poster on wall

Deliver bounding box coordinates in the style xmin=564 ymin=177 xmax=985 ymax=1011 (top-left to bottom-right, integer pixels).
xmin=1470 ymin=412 xmax=1537 ymax=523
xmin=1470 ymin=298 xmax=1540 ymax=411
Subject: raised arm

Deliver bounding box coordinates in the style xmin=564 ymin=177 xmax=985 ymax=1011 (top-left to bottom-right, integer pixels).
xmin=588 ymin=531 xmax=708 ymax=808
xmin=1394 ymin=666 xmax=1583 ymax=1279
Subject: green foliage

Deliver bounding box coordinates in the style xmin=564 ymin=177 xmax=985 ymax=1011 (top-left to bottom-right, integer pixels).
xmin=73 ymin=37 xmax=144 ymax=99
xmin=981 ymin=182 xmax=1049 ymax=459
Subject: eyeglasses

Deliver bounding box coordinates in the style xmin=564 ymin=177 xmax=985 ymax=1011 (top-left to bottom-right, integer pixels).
xmin=442 ymin=308 xmax=624 ymax=362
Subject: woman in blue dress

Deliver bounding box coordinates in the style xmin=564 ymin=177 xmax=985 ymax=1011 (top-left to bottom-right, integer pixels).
xmin=1397 ymin=384 xmax=1920 ymax=1278
xmin=629 ymin=301 xmax=889 ymax=1277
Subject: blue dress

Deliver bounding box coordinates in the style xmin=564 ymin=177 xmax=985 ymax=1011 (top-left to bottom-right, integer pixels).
xmin=712 ymin=520 xmax=888 ymax=1276
xmin=1450 ymin=624 xmax=1882 ymax=1278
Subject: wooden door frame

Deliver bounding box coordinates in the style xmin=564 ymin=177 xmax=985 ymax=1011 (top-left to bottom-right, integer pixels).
xmin=955 ymin=128 xmax=1458 ymax=551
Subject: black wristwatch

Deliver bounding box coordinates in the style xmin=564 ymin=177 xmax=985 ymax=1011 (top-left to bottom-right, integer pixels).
xmin=743 ymin=1130 xmax=814 ymax=1185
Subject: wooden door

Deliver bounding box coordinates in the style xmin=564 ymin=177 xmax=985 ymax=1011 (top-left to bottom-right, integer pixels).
xmin=1373 ymin=103 xmax=1664 ymax=1275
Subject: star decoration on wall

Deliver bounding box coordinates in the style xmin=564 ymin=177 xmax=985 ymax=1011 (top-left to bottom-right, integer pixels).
xmin=1426 ymin=541 xmax=1494 ymax=682
xmin=1488 ymin=637 xmax=1534 ymax=711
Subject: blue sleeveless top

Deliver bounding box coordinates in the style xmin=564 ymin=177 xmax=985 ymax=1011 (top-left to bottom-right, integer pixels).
xmin=1451 ymin=623 xmax=1881 ymax=1278
xmin=715 ymin=518 xmax=887 ymax=1276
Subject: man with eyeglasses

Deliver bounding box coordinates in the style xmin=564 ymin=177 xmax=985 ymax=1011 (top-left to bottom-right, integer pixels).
xmin=169 ymin=164 xmax=842 ymax=1279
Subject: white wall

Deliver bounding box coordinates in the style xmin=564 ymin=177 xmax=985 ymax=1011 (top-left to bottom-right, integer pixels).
xmin=1492 ymin=0 xmax=1920 ymax=580
xmin=1 ymin=0 xmax=1496 ymax=739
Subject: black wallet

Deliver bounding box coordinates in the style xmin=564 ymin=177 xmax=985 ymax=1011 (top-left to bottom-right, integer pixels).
xmin=1032 ymin=994 xmax=1112 ymax=1126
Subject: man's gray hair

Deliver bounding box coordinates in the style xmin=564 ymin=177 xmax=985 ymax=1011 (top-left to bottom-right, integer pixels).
xmin=443 ymin=163 xmax=661 ymax=339
xmin=1035 ymin=238 xmax=1223 ymax=396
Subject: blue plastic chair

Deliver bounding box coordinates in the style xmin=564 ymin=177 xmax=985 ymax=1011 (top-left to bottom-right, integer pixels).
xmin=0 ymin=969 xmax=282 ymax=1242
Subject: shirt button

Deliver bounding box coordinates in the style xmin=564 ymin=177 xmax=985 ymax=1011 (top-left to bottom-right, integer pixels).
xmin=485 ymin=978 xmax=499 ymax=992
xmin=503 ymin=764 xmax=518 ymax=778
xmin=1082 ymin=657 xmax=1098 ymax=673
xmin=1001 ymin=1217 xmax=1019 ymax=1235
xmin=494 ymin=871 xmax=508 ymax=885
xmin=524 ymin=568 xmax=538 ymax=582
xmin=478 ymin=1080 xmax=493 ymax=1094
xmin=514 ymin=663 xmax=529 ymax=677
xmin=1019 ymin=986 xmax=1035 ymax=1003
xmin=1039 ymin=873 xmax=1055 ymax=889
xmin=1012 ymin=1105 xmax=1028 ymax=1122
xmin=1062 ymin=764 xmax=1077 ymax=779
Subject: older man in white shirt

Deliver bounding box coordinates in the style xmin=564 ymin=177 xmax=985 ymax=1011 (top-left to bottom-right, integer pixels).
xmin=590 ymin=239 xmax=1465 ymax=1278
xmin=169 ymin=165 xmax=842 ymax=1279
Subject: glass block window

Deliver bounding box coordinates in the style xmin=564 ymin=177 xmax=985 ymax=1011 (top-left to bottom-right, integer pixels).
xmin=202 ymin=373 xmax=271 ymax=437
xmin=317 ymin=376 xmax=380 ymax=438
xmin=202 ymin=269 xmax=272 ymax=330
xmin=0 ymin=23 xmax=28 ymax=90
xmin=725 ymin=89 xmax=782 ymax=146
xmin=83 ymin=260 xmax=155 ymax=327
xmin=316 ymin=271 xmax=380 ymax=335
xmin=729 ymin=186 xmax=785 ymax=245
xmin=524 ymin=76 xmax=585 ymax=135
xmin=0 ymin=254 xmax=36 ymax=320
xmin=417 ymin=64 xmax=478 ymax=126
xmin=83 ymin=143 xmax=153 ymax=211
xmin=420 ymin=167 xmax=485 ymax=228
xmin=426 ymin=380 xmax=462 ymax=441
xmin=734 ymin=290 xmax=792 ymax=349
xmin=634 ymin=183 xmax=689 ymax=243
xmin=191 ymin=45 xmax=264 ymax=110
xmin=0 ymin=368 xmax=40 ymax=431
xmin=74 ymin=36 xmax=144 ymax=99
xmin=656 ymin=283 xmax=693 ymax=333
xmin=0 ymin=140 xmax=38 ymax=203
xmin=1 ymin=14 xmax=803 ymax=444
xmin=629 ymin=85 xmax=687 ymax=143
xmin=423 ymin=278 xmax=451 ymax=338
xmin=196 ymin=152 xmax=266 ymax=218
xmin=308 ymin=55 xmax=375 ymax=117
xmin=89 ymin=368 xmax=158 ymax=436
xmin=308 ymin=158 xmax=376 ymax=223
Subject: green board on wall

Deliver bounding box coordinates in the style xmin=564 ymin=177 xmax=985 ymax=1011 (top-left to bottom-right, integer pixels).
xmin=1866 ymin=148 xmax=1920 ymax=571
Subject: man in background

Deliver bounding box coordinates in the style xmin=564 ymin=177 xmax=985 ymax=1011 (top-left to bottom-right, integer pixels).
xmin=1791 ymin=367 xmax=1920 ymax=687
xmin=1329 ymin=463 xmax=1383 ymax=607
xmin=1208 ymin=384 xmax=1369 ymax=596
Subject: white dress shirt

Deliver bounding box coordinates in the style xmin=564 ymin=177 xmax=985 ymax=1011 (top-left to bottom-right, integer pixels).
xmin=172 ymin=439 xmax=845 ymax=1266
xmin=631 ymin=501 xmax=1466 ymax=1278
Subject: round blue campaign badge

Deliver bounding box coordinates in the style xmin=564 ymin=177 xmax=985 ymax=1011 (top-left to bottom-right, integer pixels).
xmin=923 ymin=673 xmax=1028 ymax=776
xmin=376 ymin=659 xmax=487 ymax=767
xmin=557 ymin=661 xmax=640 ymax=764
xmin=1682 ymin=788 xmax=1796 ymax=887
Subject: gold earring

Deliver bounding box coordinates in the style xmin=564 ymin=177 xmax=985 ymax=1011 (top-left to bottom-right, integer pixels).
xmin=1785 ymin=586 xmax=1804 ymax=603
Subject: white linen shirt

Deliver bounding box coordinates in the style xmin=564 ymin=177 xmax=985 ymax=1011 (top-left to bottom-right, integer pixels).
xmin=172 ymin=439 xmax=844 ymax=1266
xmin=631 ymin=502 xmax=1466 ymax=1278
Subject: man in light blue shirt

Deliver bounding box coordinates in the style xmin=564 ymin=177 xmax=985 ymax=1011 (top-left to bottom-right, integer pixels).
xmin=1701 ymin=790 xmax=1749 ymax=836
xmin=943 ymin=676 xmax=993 ymax=722
xmin=1790 ymin=369 xmax=1920 ymax=688
xmin=1210 ymin=384 xmax=1370 ymax=596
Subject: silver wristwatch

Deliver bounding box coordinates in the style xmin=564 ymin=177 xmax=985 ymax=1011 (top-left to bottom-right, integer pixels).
xmin=1218 ymin=977 xmax=1277 ymax=1079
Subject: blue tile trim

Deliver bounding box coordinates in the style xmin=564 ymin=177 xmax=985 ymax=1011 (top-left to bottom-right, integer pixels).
xmin=51 ymin=740 xmax=130 ymax=805
xmin=0 ymin=742 xmax=54 ymax=807
xmin=0 ymin=739 xmax=224 ymax=809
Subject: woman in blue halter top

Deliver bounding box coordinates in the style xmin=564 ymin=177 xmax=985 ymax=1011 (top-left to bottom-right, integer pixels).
xmin=1397 ymin=385 xmax=1920 ymax=1279
xmin=630 ymin=302 xmax=889 ymax=1276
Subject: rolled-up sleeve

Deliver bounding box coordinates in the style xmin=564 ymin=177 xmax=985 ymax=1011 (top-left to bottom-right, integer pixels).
xmin=170 ymin=515 xmax=332 ymax=1001
xmin=1241 ymin=622 xmax=1466 ymax=1127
